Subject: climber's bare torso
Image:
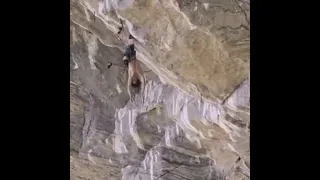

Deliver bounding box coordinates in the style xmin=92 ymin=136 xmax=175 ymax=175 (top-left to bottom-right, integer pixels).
xmin=127 ymin=58 xmax=145 ymax=102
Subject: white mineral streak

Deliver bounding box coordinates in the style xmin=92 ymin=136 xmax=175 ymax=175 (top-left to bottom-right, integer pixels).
xmin=82 ymin=31 xmax=98 ymax=70
xmin=149 ymin=149 xmax=154 ymax=180
xmin=225 ymin=79 xmax=250 ymax=114
xmin=113 ymin=80 xmax=247 ymax=173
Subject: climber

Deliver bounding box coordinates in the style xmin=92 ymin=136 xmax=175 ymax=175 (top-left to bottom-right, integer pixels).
xmin=126 ymin=34 xmax=145 ymax=102
xmin=116 ymin=19 xmax=146 ymax=103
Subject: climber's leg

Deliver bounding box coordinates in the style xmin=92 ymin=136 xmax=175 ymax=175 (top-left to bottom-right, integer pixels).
xmin=128 ymin=34 xmax=134 ymax=46
xmin=117 ymin=19 xmax=124 ymax=34
xmin=123 ymin=46 xmax=132 ymax=66
xmin=122 ymin=34 xmax=136 ymax=66
xmin=129 ymin=34 xmax=136 ymax=57
xmin=123 ymin=52 xmax=129 ymax=66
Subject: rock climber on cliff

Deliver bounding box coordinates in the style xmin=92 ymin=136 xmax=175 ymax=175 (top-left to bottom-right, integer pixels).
xmin=117 ymin=19 xmax=146 ymax=103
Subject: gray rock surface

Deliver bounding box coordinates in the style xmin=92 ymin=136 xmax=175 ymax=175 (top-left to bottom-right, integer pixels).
xmin=70 ymin=0 xmax=250 ymax=179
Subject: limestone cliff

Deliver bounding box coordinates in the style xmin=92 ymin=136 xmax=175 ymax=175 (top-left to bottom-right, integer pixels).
xmin=70 ymin=0 xmax=250 ymax=179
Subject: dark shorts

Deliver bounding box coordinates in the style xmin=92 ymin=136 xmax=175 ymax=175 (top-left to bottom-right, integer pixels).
xmin=124 ymin=44 xmax=136 ymax=60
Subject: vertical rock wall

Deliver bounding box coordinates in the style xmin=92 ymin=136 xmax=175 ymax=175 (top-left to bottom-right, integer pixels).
xmin=70 ymin=0 xmax=250 ymax=179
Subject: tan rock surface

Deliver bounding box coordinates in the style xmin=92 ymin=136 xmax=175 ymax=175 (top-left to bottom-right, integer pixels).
xmin=70 ymin=0 xmax=250 ymax=179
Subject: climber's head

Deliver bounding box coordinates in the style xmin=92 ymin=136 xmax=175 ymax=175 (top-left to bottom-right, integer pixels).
xmin=131 ymin=75 xmax=141 ymax=88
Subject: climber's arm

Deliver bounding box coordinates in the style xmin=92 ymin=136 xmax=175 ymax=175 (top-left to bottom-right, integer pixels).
xmin=127 ymin=75 xmax=133 ymax=102
xmin=127 ymin=62 xmax=134 ymax=102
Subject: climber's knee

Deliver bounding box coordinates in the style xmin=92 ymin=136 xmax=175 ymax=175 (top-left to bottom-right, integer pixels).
xmin=123 ymin=56 xmax=129 ymax=66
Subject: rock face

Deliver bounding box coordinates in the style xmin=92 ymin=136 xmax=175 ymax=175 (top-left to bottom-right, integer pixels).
xmin=70 ymin=0 xmax=250 ymax=180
